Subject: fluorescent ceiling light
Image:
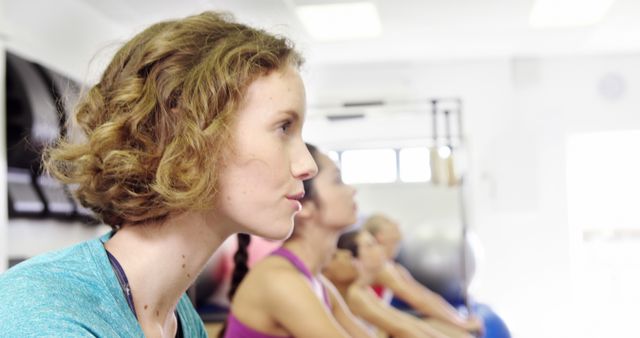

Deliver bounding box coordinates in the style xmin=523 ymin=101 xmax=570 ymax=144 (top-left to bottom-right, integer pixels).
xmin=296 ymin=2 xmax=381 ymax=41
xmin=530 ymin=0 xmax=616 ymax=28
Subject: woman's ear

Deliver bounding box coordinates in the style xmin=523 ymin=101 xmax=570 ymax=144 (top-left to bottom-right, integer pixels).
xmin=374 ymin=232 xmax=384 ymax=244
xmin=353 ymin=259 xmax=365 ymax=276
xmin=296 ymin=199 xmax=316 ymax=219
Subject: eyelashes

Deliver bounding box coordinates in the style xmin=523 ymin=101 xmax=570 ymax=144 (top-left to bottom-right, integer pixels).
xmin=279 ymin=120 xmax=293 ymax=133
xmin=278 ymin=118 xmax=301 ymax=137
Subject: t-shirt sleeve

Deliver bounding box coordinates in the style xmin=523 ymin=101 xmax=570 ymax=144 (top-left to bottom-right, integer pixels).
xmin=0 ymin=242 xmax=139 ymax=338
xmin=0 ymin=275 xmax=97 ymax=337
xmin=0 ymin=317 xmax=99 ymax=338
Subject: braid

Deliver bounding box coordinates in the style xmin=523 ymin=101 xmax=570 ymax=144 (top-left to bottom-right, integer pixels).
xmin=228 ymin=233 xmax=251 ymax=300
xmin=218 ymin=233 xmax=251 ymax=337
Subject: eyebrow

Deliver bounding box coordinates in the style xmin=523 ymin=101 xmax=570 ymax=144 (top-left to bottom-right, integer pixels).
xmin=278 ymin=109 xmax=302 ymax=122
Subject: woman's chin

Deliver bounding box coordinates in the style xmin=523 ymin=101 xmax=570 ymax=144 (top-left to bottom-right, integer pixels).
xmin=332 ymin=214 xmax=358 ymax=230
xmin=252 ymin=222 xmax=295 ymax=241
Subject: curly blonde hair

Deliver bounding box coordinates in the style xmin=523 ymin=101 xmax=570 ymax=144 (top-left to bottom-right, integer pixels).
xmin=43 ymin=11 xmax=302 ymax=227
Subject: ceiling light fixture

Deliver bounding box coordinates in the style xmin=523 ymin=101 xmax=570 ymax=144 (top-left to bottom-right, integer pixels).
xmin=295 ymin=2 xmax=382 ymax=41
xmin=529 ymin=0 xmax=616 ymax=28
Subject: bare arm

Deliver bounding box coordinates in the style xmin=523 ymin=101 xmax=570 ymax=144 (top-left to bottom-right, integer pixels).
xmin=379 ymin=263 xmax=483 ymax=333
xmin=319 ymin=275 xmax=375 ymax=338
xmin=265 ymin=270 xmax=352 ymax=338
xmin=346 ymin=284 xmax=439 ymax=338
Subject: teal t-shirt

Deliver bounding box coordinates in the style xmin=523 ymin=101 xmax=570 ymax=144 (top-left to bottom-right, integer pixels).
xmin=0 ymin=232 xmax=207 ymax=337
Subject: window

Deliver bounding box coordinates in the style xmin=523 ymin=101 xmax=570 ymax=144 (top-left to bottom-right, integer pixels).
xmin=327 ymin=150 xmax=340 ymax=164
xmin=340 ymin=149 xmax=397 ymax=184
xmin=399 ymin=147 xmax=431 ymax=182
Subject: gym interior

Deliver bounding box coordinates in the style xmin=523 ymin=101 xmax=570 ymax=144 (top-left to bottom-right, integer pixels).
xmin=1 ymin=1 xmax=639 ymax=337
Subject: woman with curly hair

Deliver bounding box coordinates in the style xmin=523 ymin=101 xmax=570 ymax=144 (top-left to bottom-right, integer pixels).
xmin=0 ymin=11 xmax=316 ymax=337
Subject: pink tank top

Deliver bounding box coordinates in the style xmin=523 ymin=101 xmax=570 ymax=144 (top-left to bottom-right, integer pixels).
xmin=224 ymin=247 xmax=331 ymax=338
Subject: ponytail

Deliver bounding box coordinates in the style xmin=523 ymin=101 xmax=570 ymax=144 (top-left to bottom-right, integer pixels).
xmin=218 ymin=233 xmax=251 ymax=337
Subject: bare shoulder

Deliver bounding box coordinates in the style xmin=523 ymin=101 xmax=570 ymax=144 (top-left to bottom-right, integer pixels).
xmin=246 ymin=255 xmax=301 ymax=283
xmin=230 ymin=255 xmax=316 ymax=330
xmin=240 ymin=255 xmax=314 ymax=304
xmin=375 ymin=261 xmax=404 ymax=285
xmin=236 ymin=256 xmax=348 ymax=337
xmin=393 ymin=262 xmax=419 ymax=283
xmin=235 ymin=256 xmax=292 ymax=292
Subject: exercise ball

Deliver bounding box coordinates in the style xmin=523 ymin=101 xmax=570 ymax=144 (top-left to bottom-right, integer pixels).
xmin=397 ymin=223 xmax=479 ymax=303
xmin=457 ymin=303 xmax=511 ymax=338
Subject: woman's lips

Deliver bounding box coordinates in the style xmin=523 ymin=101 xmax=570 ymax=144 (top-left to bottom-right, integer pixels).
xmin=286 ymin=191 xmax=305 ymax=200
xmin=286 ymin=191 xmax=305 ymax=212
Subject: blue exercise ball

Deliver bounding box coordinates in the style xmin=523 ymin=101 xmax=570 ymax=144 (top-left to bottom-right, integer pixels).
xmin=458 ymin=303 xmax=511 ymax=338
xmin=391 ymin=299 xmax=511 ymax=338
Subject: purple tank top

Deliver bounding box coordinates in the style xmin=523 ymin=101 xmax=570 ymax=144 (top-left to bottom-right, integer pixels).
xmin=224 ymin=247 xmax=331 ymax=338
xmin=224 ymin=313 xmax=289 ymax=338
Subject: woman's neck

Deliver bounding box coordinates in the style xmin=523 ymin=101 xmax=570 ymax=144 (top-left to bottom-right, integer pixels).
xmin=282 ymin=222 xmax=342 ymax=275
xmin=104 ymin=211 xmax=234 ymax=336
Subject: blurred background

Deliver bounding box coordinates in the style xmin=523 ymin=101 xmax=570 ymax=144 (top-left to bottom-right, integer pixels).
xmin=2 ymin=1 xmax=640 ymax=337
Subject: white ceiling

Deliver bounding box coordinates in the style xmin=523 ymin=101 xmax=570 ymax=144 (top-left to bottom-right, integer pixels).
xmin=78 ymin=0 xmax=640 ymax=65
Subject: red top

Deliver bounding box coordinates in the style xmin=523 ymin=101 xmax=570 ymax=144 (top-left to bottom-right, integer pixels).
xmin=371 ymin=284 xmax=386 ymax=298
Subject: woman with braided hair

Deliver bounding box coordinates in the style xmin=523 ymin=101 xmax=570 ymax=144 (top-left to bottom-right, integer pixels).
xmin=0 ymin=11 xmax=316 ymax=337
xmin=220 ymin=145 xmax=374 ymax=338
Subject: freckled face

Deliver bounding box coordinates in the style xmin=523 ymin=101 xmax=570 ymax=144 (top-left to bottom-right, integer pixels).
xmin=214 ymin=66 xmax=318 ymax=240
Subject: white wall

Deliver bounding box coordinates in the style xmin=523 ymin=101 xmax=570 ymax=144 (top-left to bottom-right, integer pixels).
xmin=353 ymin=183 xmax=461 ymax=231
xmin=8 ymin=220 xmax=110 ymax=259
xmin=5 ymin=0 xmax=126 ymax=83
xmin=511 ymin=55 xmax=640 ymax=338
xmin=304 ymin=54 xmax=640 ymax=338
